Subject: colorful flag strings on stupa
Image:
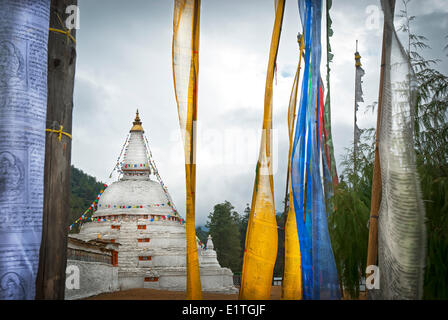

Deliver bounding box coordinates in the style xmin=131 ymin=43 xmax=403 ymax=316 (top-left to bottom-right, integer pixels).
xmin=68 ymin=185 xmax=108 ymax=231
xmin=290 ymin=0 xmax=340 ymax=300
xmin=143 ymin=134 xmax=205 ymax=248
xmin=108 ymin=133 xmax=130 ymax=179
xmin=143 ymin=135 xmax=180 ymax=216
xmin=67 ymin=189 xmax=188 ymax=231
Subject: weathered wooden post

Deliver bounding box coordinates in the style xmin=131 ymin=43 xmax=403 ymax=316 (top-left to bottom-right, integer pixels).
xmin=35 ymin=0 xmax=77 ymax=299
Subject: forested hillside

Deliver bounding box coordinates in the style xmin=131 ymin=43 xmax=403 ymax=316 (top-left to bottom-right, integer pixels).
xmin=69 ymin=165 xmax=105 ymax=233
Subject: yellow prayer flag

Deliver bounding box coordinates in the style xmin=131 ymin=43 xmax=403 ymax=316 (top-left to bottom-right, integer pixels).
xmin=281 ymin=35 xmax=305 ymax=300
xmin=239 ymin=0 xmax=285 ymax=300
xmin=172 ymin=0 xmax=202 ymax=300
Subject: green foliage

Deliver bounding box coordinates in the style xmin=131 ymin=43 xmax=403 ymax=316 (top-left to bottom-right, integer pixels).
xmin=238 ymin=204 xmax=250 ymax=270
xmin=414 ymin=55 xmax=448 ymax=300
xmin=419 ymin=162 xmax=448 ymax=299
xmin=273 ymin=211 xmax=285 ymax=277
xmin=206 ymin=201 xmax=242 ymax=273
xmin=69 ymin=165 xmax=105 ymax=233
xmin=397 ymin=0 xmax=448 ymax=299
xmin=328 ymin=129 xmax=375 ymax=299
xmin=196 ymin=226 xmax=208 ymax=245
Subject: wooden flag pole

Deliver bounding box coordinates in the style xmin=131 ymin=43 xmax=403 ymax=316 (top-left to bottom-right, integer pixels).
xmin=365 ymin=0 xmax=396 ymax=292
xmin=36 ymin=0 xmax=77 ymax=299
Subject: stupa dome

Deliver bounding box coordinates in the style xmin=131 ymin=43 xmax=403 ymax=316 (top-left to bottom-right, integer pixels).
xmin=94 ymin=179 xmax=172 ymax=217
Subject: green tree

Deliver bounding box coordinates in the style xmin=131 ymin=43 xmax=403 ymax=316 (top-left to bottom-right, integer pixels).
xmin=328 ymin=128 xmax=374 ymax=299
xmin=206 ymin=201 xmax=242 ymax=273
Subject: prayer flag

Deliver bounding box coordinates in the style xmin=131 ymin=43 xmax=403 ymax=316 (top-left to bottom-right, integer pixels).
xmin=239 ymin=0 xmax=285 ymax=300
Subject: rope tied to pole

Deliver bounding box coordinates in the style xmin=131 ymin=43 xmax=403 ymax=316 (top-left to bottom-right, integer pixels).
xmin=45 ymin=125 xmax=72 ymax=141
xmin=49 ymin=12 xmax=76 ymax=44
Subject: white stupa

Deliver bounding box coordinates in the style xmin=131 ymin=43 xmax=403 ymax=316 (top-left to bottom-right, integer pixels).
xmin=74 ymin=111 xmax=236 ymax=292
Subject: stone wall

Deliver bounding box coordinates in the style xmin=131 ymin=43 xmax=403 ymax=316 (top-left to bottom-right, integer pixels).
xmin=65 ymin=260 xmax=119 ymax=300
xmin=67 ymin=247 xmax=111 ymax=264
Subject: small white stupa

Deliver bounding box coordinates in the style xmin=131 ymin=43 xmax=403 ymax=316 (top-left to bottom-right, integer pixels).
xmin=74 ymin=111 xmax=236 ymax=293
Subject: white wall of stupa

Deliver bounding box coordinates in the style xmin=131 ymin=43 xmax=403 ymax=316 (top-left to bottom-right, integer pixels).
xmin=72 ymin=111 xmax=236 ymax=293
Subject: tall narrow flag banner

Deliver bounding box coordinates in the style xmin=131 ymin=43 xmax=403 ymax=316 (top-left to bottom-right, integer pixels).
xmin=0 ymin=0 xmax=50 ymax=300
xmin=353 ymin=47 xmax=365 ymax=161
xmin=172 ymin=0 xmax=202 ymax=300
xmin=322 ymin=0 xmax=338 ymax=216
xmin=282 ymin=35 xmax=305 ymax=300
xmin=239 ymin=0 xmax=285 ymax=300
xmin=374 ymin=0 xmax=426 ymax=300
xmin=291 ymin=0 xmax=341 ymax=300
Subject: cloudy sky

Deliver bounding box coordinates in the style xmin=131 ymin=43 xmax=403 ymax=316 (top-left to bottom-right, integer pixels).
xmin=72 ymin=0 xmax=448 ymax=226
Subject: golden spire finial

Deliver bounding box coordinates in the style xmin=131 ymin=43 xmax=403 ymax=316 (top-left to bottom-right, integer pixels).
xmin=130 ymin=109 xmax=144 ymax=132
xmin=355 ymin=40 xmax=362 ymax=67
